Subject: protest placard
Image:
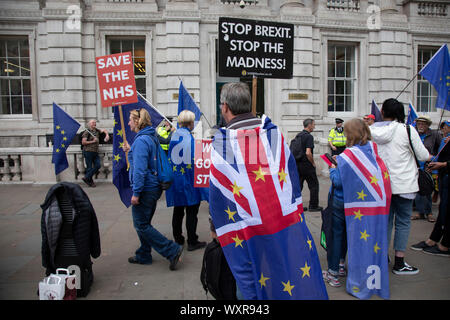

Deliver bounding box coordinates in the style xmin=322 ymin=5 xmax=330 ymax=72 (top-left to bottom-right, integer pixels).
xmin=95 ymin=52 xmax=138 ymax=108
xmin=218 ymin=17 xmax=294 ymax=79
xmin=194 ymin=139 xmax=212 ymax=188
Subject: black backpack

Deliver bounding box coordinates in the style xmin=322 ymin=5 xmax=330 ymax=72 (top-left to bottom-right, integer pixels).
xmin=200 ymin=239 xmax=237 ymax=300
xmin=290 ymin=131 xmax=307 ymax=161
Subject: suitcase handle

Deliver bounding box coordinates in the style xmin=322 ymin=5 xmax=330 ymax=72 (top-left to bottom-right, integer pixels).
xmin=56 ymin=268 xmax=71 ymax=275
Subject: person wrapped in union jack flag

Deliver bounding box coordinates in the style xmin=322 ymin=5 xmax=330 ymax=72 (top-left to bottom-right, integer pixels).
xmin=209 ymin=82 xmax=328 ymax=300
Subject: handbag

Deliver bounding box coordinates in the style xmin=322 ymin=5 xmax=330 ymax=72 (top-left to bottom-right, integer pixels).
xmin=39 ymin=275 xmax=65 ymax=300
xmin=406 ymin=125 xmax=434 ymax=196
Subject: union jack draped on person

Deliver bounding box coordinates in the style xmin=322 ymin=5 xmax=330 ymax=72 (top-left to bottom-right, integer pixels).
xmin=337 ymin=141 xmax=391 ymax=299
xmin=209 ymin=115 xmax=328 ymax=300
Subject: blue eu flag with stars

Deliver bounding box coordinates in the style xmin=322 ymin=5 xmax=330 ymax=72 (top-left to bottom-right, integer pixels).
xmin=113 ymin=95 xmax=165 ymax=207
xmin=419 ymin=44 xmax=450 ymax=111
xmin=178 ymin=81 xmax=202 ymax=126
xmin=52 ymin=103 xmax=81 ymax=175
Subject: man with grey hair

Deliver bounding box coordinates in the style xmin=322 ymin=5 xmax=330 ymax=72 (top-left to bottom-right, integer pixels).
xmin=220 ymin=82 xmax=262 ymax=129
xmin=292 ymin=118 xmax=322 ymax=212
xmin=81 ymin=119 xmax=109 ymax=187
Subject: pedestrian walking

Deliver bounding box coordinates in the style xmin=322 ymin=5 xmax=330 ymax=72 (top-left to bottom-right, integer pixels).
xmin=292 ymin=119 xmax=323 ymax=212
xmin=125 ymin=108 xmax=183 ymax=270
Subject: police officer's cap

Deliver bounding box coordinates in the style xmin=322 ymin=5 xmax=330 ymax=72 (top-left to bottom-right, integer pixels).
xmin=335 ymin=118 xmax=344 ymax=123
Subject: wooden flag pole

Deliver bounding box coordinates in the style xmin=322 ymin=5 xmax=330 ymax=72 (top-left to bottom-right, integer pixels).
xmin=252 ymin=76 xmax=257 ymax=116
xmin=118 ymin=104 xmax=130 ymax=169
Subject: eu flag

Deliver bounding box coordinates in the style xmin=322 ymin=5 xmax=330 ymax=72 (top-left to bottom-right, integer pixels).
xmin=178 ymin=81 xmax=202 ymax=124
xmin=419 ymin=44 xmax=450 ymax=111
xmin=112 ymin=95 xmax=165 ymax=207
xmin=209 ymin=116 xmax=328 ymax=300
xmin=337 ymin=142 xmax=391 ymax=299
xmin=52 ymin=103 xmax=81 ymax=175
xmin=406 ymin=102 xmax=418 ymax=127
xmin=371 ymin=100 xmax=382 ymax=122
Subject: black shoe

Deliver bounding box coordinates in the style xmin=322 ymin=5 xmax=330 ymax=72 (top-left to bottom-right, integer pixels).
xmin=169 ymin=246 xmax=184 ymax=271
xmin=392 ymin=262 xmax=419 ymax=275
xmin=128 ymin=256 xmax=152 ymax=265
xmin=308 ymin=206 xmax=323 ymax=212
xmin=423 ymin=245 xmax=450 ymax=257
xmin=82 ymin=177 xmax=92 ymax=187
xmin=188 ymin=241 xmax=206 ymax=252
xmin=411 ymin=241 xmax=434 ymax=251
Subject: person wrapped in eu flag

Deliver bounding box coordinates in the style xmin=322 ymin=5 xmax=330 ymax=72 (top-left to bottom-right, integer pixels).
xmin=333 ymin=118 xmax=392 ymax=299
xmin=166 ymin=110 xmax=209 ymax=252
xmin=209 ymin=82 xmax=328 ymax=300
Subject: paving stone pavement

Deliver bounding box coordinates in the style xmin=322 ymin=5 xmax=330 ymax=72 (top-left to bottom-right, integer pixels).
xmin=0 ymin=177 xmax=449 ymax=300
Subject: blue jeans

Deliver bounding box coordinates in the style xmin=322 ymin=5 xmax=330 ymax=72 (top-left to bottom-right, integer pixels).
xmin=327 ymin=198 xmax=347 ymax=273
xmin=132 ymin=189 xmax=181 ymax=264
xmin=415 ymin=193 xmax=432 ymax=216
xmin=388 ymin=195 xmax=413 ymax=252
xmin=83 ymin=151 xmax=101 ymax=180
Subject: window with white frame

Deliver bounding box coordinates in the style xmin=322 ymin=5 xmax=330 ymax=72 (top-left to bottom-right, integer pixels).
xmin=327 ymin=44 xmax=356 ymax=112
xmin=0 ymin=37 xmax=31 ymax=115
xmin=417 ymin=47 xmax=438 ymax=113
xmin=109 ymin=38 xmax=146 ymax=98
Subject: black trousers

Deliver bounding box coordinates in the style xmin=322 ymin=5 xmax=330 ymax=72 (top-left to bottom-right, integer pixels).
xmin=172 ymin=204 xmax=201 ymax=245
xmin=297 ymin=162 xmax=319 ymax=208
xmin=331 ymin=146 xmax=346 ymax=156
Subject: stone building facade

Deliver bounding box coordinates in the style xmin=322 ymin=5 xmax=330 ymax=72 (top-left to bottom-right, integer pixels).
xmin=0 ymin=0 xmax=449 ymax=183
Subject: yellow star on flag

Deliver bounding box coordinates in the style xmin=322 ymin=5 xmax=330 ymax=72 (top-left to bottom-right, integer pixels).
xmin=370 ymin=176 xmax=378 ymax=185
xmin=63 ymin=137 xmax=67 ymax=141
xmin=173 ymin=165 xmax=177 ymax=172
xmin=278 ymin=168 xmax=287 ymax=183
xmin=117 ymin=129 xmax=123 ymax=137
xmin=307 ymin=238 xmax=312 ymax=250
xmin=253 ymin=166 xmax=267 ymax=182
xmin=225 ymin=207 xmax=237 ymax=222
xmin=61 ymin=144 xmax=65 ymax=148
xmin=384 ymin=171 xmax=389 ymax=180
xmin=113 ymin=119 xmax=118 ymax=126
xmin=357 ymin=190 xmax=367 ymax=201
xmin=300 ymin=262 xmax=311 ymax=278
xmin=56 ymin=148 xmax=60 ymax=153
xmin=282 ymin=280 xmax=295 ymax=296
xmin=374 ymin=242 xmax=381 ymax=254
xmin=232 ymin=235 xmax=243 ymax=248
xmin=353 ymin=210 xmax=364 ymax=221
xmin=360 ymin=230 xmax=370 ymax=241
xmin=56 ymin=125 xmax=60 ymax=130
xmin=231 ymin=181 xmax=244 ymax=197
xmin=259 ymin=273 xmax=270 ymax=288
xmin=186 ymin=164 xmax=192 ymax=170
xmin=299 ymin=212 xmax=303 ymax=223
xmin=119 ymin=142 xmax=124 ymax=150
xmin=352 ymin=286 xmax=360 ymax=293
xmin=180 ymin=167 xmax=185 ymax=175
xmin=113 ymin=154 xmax=121 ymax=162
xmin=60 ymin=130 xmax=65 ymax=135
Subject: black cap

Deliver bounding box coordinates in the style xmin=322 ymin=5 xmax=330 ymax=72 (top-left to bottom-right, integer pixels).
xmin=335 ymin=118 xmax=344 ymax=123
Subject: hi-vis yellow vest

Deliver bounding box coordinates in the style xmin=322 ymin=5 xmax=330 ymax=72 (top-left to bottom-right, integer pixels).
xmin=328 ymin=128 xmax=346 ymax=147
xmin=157 ymin=126 xmax=170 ymax=151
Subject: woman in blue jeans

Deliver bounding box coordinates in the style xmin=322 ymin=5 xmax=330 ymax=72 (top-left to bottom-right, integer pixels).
xmin=125 ymin=108 xmax=183 ymax=270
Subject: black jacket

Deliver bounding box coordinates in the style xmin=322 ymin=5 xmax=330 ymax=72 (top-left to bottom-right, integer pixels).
xmin=41 ymin=182 xmax=101 ymax=270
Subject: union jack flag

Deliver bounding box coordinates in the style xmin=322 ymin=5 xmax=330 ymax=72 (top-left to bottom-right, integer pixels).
xmin=209 ymin=116 xmax=328 ymax=300
xmin=337 ymin=142 xmax=391 ymax=299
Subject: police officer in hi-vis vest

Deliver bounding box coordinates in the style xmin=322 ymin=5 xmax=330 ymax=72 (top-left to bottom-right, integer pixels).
xmin=328 ymin=118 xmax=346 ymax=156
xmin=157 ymin=119 xmax=175 ymax=155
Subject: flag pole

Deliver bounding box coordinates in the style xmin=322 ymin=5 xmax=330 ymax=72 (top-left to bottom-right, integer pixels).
xmin=136 ymin=91 xmax=174 ymax=127
xmin=118 ymin=104 xmax=130 ymax=169
xmin=396 ymin=73 xmax=419 ymax=100
xmin=252 ymin=75 xmax=257 ymax=116
xmin=437 ymin=94 xmax=449 ymax=129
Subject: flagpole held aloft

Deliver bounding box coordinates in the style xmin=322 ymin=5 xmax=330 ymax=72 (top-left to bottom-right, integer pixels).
xmin=117 ymin=104 xmax=130 ymax=170
xmin=395 ymin=73 xmax=418 ymax=100
xmin=136 ymin=91 xmax=174 ymax=127
xmin=252 ymin=75 xmax=257 ymax=116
